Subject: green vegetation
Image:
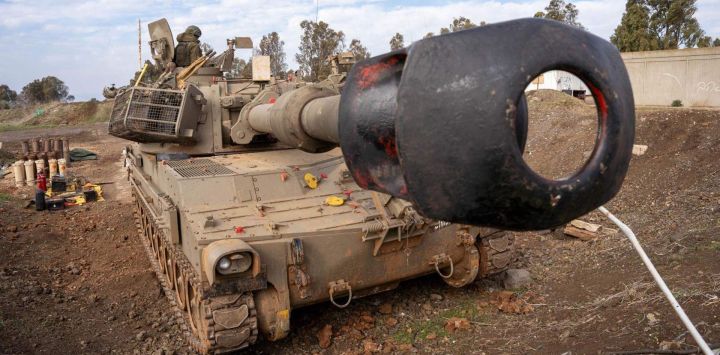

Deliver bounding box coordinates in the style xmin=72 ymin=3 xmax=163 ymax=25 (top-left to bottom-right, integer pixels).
xmin=671 ymin=99 xmax=683 ymax=107
xmin=21 ymin=76 xmax=70 ymax=104
xmin=0 ymin=85 xmax=18 ymax=109
xmin=389 ymin=33 xmax=405 ymax=51
xmin=708 ymin=241 xmax=720 ymax=251
xmin=259 ymin=32 xmax=288 ymax=78
xmin=534 ymin=0 xmax=584 ymax=29
xmin=0 ymin=193 xmax=13 ymax=202
xmin=424 ymin=16 xmax=483 ymax=38
xmin=348 ymin=39 xmax=371 ymax=62
xmin=611 ymin=0 xmax=711 ymax=52
xmin=391 ymin=299 xmax=486 ymax=344
xmin=296 ymin=21 xmax=346 ymax=81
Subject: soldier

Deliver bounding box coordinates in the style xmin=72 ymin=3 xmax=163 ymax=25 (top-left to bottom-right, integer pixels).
xmin=174 ymin=25 xmax=203 ymax=67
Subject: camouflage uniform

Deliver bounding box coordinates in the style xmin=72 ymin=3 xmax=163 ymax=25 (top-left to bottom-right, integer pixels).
xmin=174 ymin=26 xmax=202 ymax=67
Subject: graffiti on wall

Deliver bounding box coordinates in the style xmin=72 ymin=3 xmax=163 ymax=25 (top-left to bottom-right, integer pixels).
xmin=697 ymin=81 xmax=720 ymax=93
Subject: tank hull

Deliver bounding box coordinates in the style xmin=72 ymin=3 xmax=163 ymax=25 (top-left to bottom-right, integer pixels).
xmin=126 ymin=144 xmax=515 ymax=353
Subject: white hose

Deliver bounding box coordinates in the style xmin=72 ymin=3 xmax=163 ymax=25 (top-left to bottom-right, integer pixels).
xmin=597 ymin=206 xmax=713 ymax=355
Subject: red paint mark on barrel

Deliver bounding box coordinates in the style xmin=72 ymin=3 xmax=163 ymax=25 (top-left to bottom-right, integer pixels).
xmin=357 ymin=55 xmax=401 ymax=89
xmin=587 ymin=83 xmax=608 ymax=120
xmin=353 ymin=168 xmax=370 ymax=188
xmin=378 ymin=136 xmax=398 ymax=158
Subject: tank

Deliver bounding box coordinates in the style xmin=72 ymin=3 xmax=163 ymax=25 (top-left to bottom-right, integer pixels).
xmin=109 ymin=19 xmax=516 ymax=354
xmin=110 ymin=18 xmax=635 ymax=354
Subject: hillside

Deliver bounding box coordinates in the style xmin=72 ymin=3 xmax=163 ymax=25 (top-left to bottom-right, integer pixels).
xmin=0 ymin=100 xmax=112 ymax=130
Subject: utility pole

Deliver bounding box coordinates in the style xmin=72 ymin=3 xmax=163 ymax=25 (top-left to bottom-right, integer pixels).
xmin=138 ymin=19 xmax=142 ymax=68
xmin=315 ymin=0 xmax=319 ymax=23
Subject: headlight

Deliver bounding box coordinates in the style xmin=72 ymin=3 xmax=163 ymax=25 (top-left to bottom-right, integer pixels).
xmin=217 ymin=257 xmax=231 ymax=271
xmin=216 ymin=252 xmax=253 ymax=275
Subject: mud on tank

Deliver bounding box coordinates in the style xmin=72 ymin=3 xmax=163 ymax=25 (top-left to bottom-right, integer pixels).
xmin=109 ymin=18 xmax=519 ymax=354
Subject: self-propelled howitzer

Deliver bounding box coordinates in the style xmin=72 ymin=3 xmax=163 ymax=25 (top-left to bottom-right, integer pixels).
xmin=109 ymin=18 xmax=634 ymax=353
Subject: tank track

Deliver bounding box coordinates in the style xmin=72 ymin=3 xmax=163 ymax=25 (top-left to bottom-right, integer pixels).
xmin=477 ymin=231 xmax=516 ymax=277
xmin=132 ymin=191 xmax=258 ymax=354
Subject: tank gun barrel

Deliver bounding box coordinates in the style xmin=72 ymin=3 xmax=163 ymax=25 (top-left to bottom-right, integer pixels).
xmin=257 ymin=18 xmax=637 ymax=231
xmin=247 ymin=93 xmax=341 ymax=147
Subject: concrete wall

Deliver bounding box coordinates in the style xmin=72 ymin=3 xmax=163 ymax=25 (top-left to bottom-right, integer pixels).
xmin=622 ymin=47 xmax=720 ymax=107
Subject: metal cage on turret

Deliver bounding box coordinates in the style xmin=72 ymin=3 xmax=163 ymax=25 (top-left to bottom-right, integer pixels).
xmin=108 ymin=86 xmax=203 ymax=144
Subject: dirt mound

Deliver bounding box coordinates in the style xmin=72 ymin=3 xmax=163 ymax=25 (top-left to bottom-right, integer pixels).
xmin=523 ymin=90 xmax=597 ymax=179
xmin=526 ymin=89 xmax=591 ymax=110
xmin=0 ymin=100 xmax=112 ymax=129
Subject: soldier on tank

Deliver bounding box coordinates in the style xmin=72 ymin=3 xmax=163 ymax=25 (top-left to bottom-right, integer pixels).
xmin=173 ymin=25 xmax=203 ymax=67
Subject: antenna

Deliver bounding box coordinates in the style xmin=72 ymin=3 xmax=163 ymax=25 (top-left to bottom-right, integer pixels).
xmin=316 ymin=0 xmax=319 ymax=23
xmin=138 ymin=19 xmax=142 ymax=68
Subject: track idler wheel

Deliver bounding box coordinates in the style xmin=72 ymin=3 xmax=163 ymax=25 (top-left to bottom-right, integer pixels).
xmin=437 ymin=245 xmax=481 ymax=288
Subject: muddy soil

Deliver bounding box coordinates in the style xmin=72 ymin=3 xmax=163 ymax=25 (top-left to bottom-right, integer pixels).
xmin=0 ymin=95 xmax=718 ymax=354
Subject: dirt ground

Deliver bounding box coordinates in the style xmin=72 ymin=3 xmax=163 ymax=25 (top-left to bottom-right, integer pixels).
xmin=0 ymin=94 xmax=718 ymax=355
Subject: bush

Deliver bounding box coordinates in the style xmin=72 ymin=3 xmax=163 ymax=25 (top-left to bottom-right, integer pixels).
xmin=671 ymin=99 xmax=683 ymax=107
xmin=21 ymin=76 xmax=69 ymax=104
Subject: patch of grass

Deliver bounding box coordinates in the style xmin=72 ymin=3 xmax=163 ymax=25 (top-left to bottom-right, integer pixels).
xmin=391 ymin=299 xmax=488 ymax=344
xmin=0 ymin=192 xmax=13 ymax=202
xmin=709 ymin=241 xmax=720 ymax=251
xmin=392 ymin=326 xmax=415 ymax=344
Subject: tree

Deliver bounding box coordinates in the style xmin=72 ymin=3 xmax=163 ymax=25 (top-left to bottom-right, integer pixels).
xmin=440 ymin=17 xmax=478 ymax=34
xmin=534 ymin=0 xmax=584 ymax=29
xmin=296 ymin=21 xmax=346 ymax=81
xmin=389 ymin=33 xmax=405 ymax=51
xmin=425 ymin=17 xmax=485 ymax=38
xmin=259 ymin=32 xmax=288 ymax=78
xmin=611 ymin=0 xmax=707 ymax=51
xmin=348 ymin=39 xmax=371 ymax=61
xmin=241 ymin=58 xmax=253 ymax=79
xmin=0 ymin=84 xmax=18 ymax=109
xmin=21 ymin=76 xmax=69 ymax=104
xmin=647 ymin=0 xmax=705 ymax=49
xmin=611 ymin=0 xmax=657 ymax=52
xmin=698 ymin=37 xmax=720 ymax=47
xmin=697 ymin=36 xmax=712 ymax=47
xmin=227 ymin=58 xmax=247 ymax=78
xmin=66 ymin=95 xmax=75 ymax=103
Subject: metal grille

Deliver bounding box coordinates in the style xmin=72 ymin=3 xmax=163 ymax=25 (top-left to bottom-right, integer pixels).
xmin=166 ymin=159 xmax=235 ymax=178
xmin=108 ymin=87 xmax=188 ymax=143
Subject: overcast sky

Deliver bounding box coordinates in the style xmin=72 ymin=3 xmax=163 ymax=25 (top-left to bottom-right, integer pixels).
xmin=0 ymin=0 xmax=718 ymax=101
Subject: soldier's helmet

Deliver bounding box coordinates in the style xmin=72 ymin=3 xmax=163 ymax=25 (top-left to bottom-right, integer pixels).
xmin=186 ymin=25 xmax=202 ymax=39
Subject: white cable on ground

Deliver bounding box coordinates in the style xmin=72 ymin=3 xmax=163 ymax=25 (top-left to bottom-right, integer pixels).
xmin=597 ymin=206 xmax=714 ymax=355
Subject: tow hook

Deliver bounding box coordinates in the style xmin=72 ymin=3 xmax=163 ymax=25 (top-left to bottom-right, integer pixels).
xmin=430 ymin=253 xmax=454 ymax=279
xmin=328 ymin=279 xmax=352 ymax=308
